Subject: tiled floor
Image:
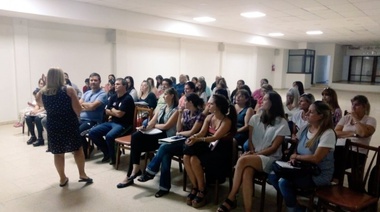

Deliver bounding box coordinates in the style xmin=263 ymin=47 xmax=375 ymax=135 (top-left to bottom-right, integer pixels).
xmin=0 ymin=87 xmax=379 ymax=211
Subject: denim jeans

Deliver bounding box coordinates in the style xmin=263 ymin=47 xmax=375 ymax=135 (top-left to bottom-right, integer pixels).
xmin=79 ymin=120 xmax=97 ymax=156
xmin=269 ymin=173 xmax=315 ymax=207
xmin=25 ymin=115 xmax=44 ymax=139
xmin=146 ymin=141 xmax=184 ymax=191
xmin=88 ymin=122 xmax=124 ymax=160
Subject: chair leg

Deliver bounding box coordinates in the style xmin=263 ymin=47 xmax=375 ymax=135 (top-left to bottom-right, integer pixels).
xmin=183 ymin=169 xmax=187 ymax=191
xmin=22 ymin=121 xmax=25 ymax=134
xmin=214 ymin=179 xmax=219 ymax=205
xmin=178 ymin=160 xmax=183 ymax=173
xmin=115 ymin=144 xmax=121 ymax=170
xmin=277 ymin=190 xmax=283 ymax=212
xmin=260 ymin=181 xmax=266 ymax=212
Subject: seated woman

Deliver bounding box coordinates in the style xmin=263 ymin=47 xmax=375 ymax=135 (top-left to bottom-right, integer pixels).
xmin=233 ymin=89 xmax=254 ymax=152
xmin=117 ymin=88 xmax=179 ymax=188
xmin=125 ymin=76 xmax=138 ymax=101
xmin=217 ymin=91 xmax=290 ymax=212
xmin=230 ymin=79 xmax=245 ymax=104
xmin=284 ymin=87 xmax=300 ymax=120
xmin=137 ymin=93 xmax=205 ymax=197
xmin=138 ymin=80 xmax=157 ymax=109
xmin=333 ymin=95 xmax=376 ymax=180
xmin=183 ymin=94 xmax=237 ymax=208
xmin=270 ymin=101 xmax=336 ymax=212
xmin=253 ymin=84 xmax=273 ymax=112
xmin=291 ymin=93 xmax=315 ymax=139
xmin=321 ymin=87 xmax=342 ymax=127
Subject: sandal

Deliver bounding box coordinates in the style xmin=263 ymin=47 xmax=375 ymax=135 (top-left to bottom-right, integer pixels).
xmin=192 ymin=190 xmax=207 ymax=208
xmin=216 ymin=198 xmax=237 ymax=212
xmin=186 ymin=188 xmax=198 ymax=206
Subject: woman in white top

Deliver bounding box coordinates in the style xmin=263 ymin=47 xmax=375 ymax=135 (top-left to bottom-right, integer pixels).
xmin=284 ymin=87 xmax=300 ymax=120
xmin=291 ymin=93 xmax=315 ymax=139
xmin=217 ymin=91 xmax=290 ymax=212
xmin=333 ymin=95 xmax=376 ymax=179
xmin=124 ymin=76 xmax=138 ymax=101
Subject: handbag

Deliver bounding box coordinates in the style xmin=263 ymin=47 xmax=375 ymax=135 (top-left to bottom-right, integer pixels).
xmin=273 ymin=160 xmax=321 ymax=179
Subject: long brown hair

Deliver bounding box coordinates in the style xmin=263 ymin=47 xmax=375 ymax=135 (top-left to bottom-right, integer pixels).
xmin=306 ymin=101 xmax=333 ymax=148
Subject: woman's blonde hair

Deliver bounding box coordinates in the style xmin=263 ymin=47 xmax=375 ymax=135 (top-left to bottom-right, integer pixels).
xmin=41 ymin=68 xmax=65 ymax=96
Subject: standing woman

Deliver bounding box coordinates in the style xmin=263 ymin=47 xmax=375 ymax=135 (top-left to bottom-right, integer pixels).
xmin=321 ymin=87 xmax=342 ymax=127
xmin=36 ymin=68 xmax=92 ymax=187
xmin=183 ymin=94 xmax=237 ymax=208
xmin=117 ymin=87 xmax=179 ymax=188
xmin=271 ymin=101 xmax=336 ymax=212
xmin=217 ymin=91 xmax=290 ymax=212
xmin=138 ymin=80 xmax=157 ymax=109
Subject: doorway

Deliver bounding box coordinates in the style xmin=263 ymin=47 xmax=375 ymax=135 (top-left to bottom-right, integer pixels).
xmin=315 ymin=55 xmax=331 ymax=84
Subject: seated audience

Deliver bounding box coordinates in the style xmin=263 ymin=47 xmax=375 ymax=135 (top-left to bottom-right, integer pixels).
xmin=212 ymin=77 xmax=230 ymax=97
xmin=254 ymin=83 xmax=273 ymax=112
xmin=230 ymin=79 xmax=245 ymax=104
xmin=25 ymin=102 xmax=46 ymax=147
xmin=175 ymin=74 xmax=187 ymax=96
xmin=183 ymin=94 xmax=237 ymax=208
xmin=79 ymin=73 xmax=107 ymax=158
xmin=155 ymin=75 xmax=164 ymax=98
xmin=196 ymin=78 xmax=208 ymax=103
xmin=333 ymin=95 xmax=376 ymax=180
xmin=64 ymin=72 xmax=82 ymax=98
xmin=83 ymin=78 xmax=90 ymax=93
xmin=321 ymin=87 xmax=342 ymax=127
xmin=293 ymin=81 xmax=304 ymax=95
xmin=178 ymin=81 xmax=195 ymax=109
xmin=284 ymin=87 xmax=300 ymax=120
xmin=117 ymin=87 xmax=179 ymax=188
xmin=147 ymin=77 xmax=158 ymax=98
xmin=270 ymin=101 xmax=336 ymax=212
xmin=138 ymin=80 xmax=157 ymax=109
xmin=137 ymin=93 xmax=205 ymax=197
xmin=155 ymin=78 xmax=173 ymax=113
xmin=106 ymin=79 xmax=116 ymax=98
xmin=191 ymin=77 xmax=198 ymax=85
xmin=88 ymin=78 xmax=135 ymax=165
xmin=234 ymin=89 xmax=254 ymax=148
xmin=124 ymin=76 xmax=138 ymax=101
xmin=217 ymin=91 xmax=290 ymax=212
xmin=14 ymin=79 xmax=45 ymax=128
xmin=103 ymin=74 xmax=115 ymax=93
xmin=291 ymin=93 xmax=315 ymax=139
xmin=198 ymin=76 xmax=212 ymax=99
xmin=251 ymin=78 xmax=268 ymax=101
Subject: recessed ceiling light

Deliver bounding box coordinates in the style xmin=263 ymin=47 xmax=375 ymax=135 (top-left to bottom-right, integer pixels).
xmin=268 ymin=33 xmax=284 ymax=37
xmin=193 ymin=16 xmax=216 ymax=22
xmin=306 ymin=30 xmax=323 ymax=35
xmin=240 ymin=11 xmax=266 ymax=18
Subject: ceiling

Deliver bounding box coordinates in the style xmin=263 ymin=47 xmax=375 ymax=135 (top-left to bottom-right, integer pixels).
xmin=73 ymin=0 xmax=380 ymax=46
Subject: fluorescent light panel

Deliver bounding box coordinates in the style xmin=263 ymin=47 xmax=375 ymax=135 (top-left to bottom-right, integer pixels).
xmin=193 ymin=16 xmax=215 ymax=22
xmin=268 ymin=32 xmax=284 ymax=37
xmin=306 ymin=30 xmax=323 ymax=35
xmin=240 ymin=11 xmax=266 ymax=18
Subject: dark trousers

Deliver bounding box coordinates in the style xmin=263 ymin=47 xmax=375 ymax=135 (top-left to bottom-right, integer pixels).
xmin=127 ymin=131 xmax=166 ymax=176
xmin=79 ymin=120 xmax=97 ymax=157
xmin=25 ymin=115 xmax=44 ymax=139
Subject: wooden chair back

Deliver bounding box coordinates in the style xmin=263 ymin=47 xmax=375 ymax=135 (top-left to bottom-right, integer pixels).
xmin=316 ymin=140 xmax=380 ymax=211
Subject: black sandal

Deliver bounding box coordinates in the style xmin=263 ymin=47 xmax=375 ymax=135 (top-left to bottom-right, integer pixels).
xmin=217 ymin=198 xmax=237 ymax=212
xmin=186 ymin=188 xmax=198 ymax=206
xmin=192 ymin=190 xmax=207 ymax=208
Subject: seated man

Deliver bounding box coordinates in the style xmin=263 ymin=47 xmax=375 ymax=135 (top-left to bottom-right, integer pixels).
xmin=89 ymin=78 xmax=135 ymax=165
xmin=79 ymin=73 xmax=107 ymax=158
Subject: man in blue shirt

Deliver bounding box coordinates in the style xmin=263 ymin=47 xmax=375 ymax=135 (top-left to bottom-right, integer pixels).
xmin=174 ymin=74 xmax=187 ymax=97
xmin=79 ymin=72 xmax=107 ymax=158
